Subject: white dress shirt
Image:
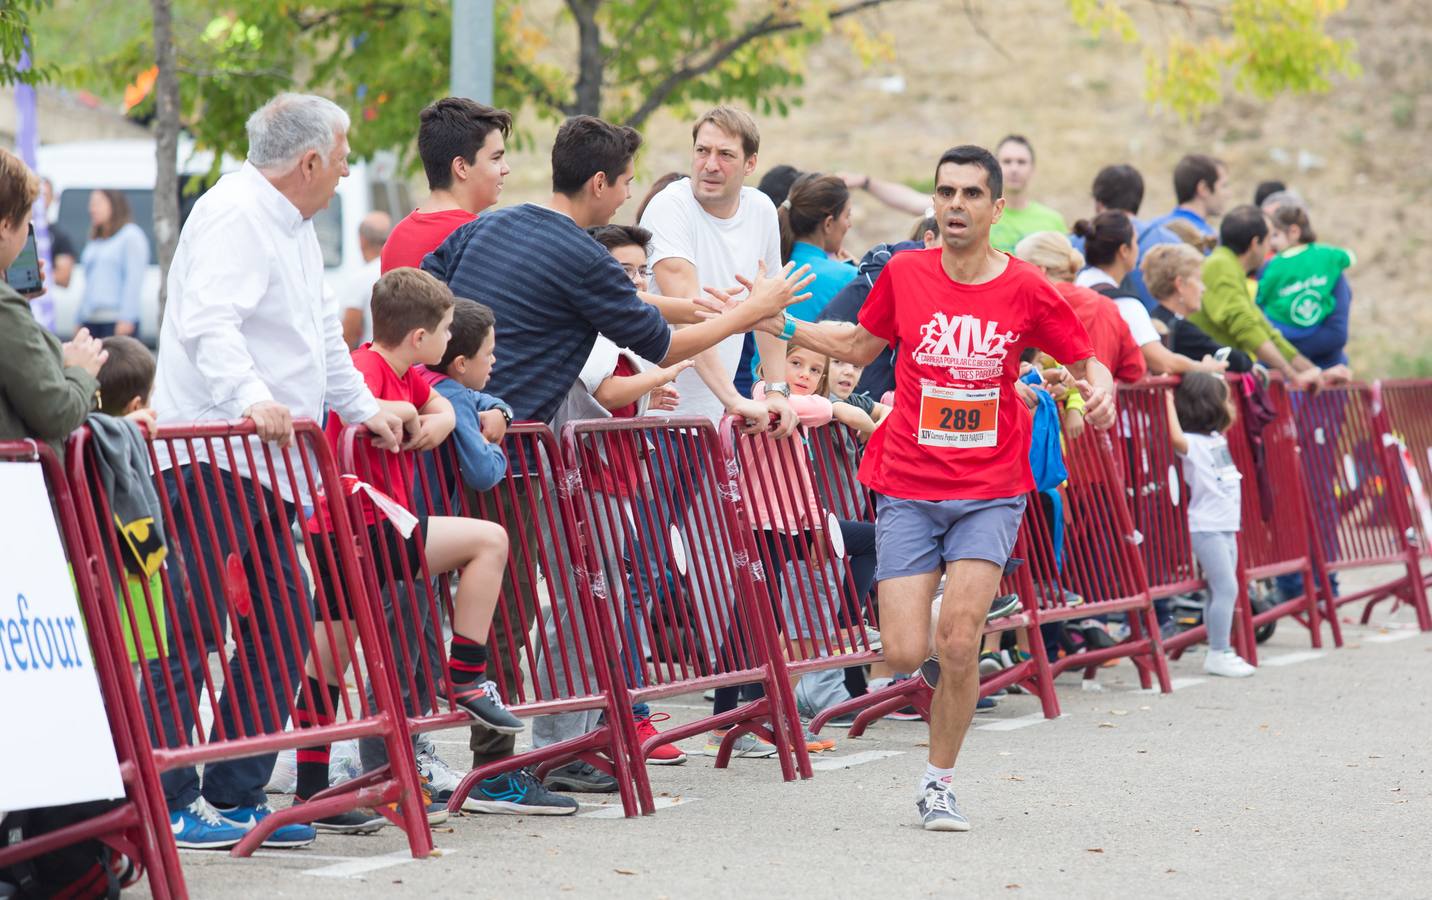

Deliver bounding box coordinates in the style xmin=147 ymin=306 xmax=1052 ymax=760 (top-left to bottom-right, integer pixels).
xmin=152 ymin=162 xmax=379 ymax=501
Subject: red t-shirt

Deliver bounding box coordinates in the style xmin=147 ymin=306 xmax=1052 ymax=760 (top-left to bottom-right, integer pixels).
xmin=1054 ymin=281 xmax=1147 ymax=384
xmin=311 ymin=344 xmax=432 ymax=532
xmin=381 ymin=209 xmax=477 ymax=273
xmin=857 ymin=248 xmax=1094 ymax=501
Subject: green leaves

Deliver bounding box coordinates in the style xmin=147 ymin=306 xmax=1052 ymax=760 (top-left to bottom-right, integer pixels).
xmin=0 ymin=0 xmax=58 ymax=86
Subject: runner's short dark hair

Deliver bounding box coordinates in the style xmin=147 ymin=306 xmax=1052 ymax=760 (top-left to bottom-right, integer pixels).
xmin=551 ymin=116 xmax=642 ymax=196
xmin=935 ymin=145 xmax=1003 ymax=199
xmin=433 ymin=297 xmax=496 ymax=374
xmin=1253 ymin=180 xmax=1287 ymax=208
xmin=418 ymin=97 xmax=513 ymax=191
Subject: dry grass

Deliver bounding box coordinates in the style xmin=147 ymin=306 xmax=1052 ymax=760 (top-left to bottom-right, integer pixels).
xmin=499 ymin=1 xmax=1432 ymax=376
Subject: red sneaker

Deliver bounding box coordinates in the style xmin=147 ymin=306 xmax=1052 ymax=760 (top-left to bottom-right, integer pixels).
xmin=634 ymin=712 xmax=687 ymax=765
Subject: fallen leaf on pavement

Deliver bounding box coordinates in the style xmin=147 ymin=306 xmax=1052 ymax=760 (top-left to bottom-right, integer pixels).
xmin=1086 ymin=848 xmax=1104 ymax=854
xmin=1110 ymin=709 xmax=1128 ymax=716
xmin=615 ymin=868 xmax=639 ymax=876
xmin=1098 ymin=722 xmax=1117 ymax=728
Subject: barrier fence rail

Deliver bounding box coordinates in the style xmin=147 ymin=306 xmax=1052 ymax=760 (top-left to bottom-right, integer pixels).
xmin=13 ymin=377 xmax=1432 ymax=893
xmin=1288 ymin=384 xmax=1431 ymax=631
xmin=0 ymin=440 xmax=184 ymax=898
xmin=338 ymin=423 xmax=641 ymax=817
xmin=561 ymin=416 xmax=805 ymax=806
xmin=66 ymin=420 xmax=432 ymax=860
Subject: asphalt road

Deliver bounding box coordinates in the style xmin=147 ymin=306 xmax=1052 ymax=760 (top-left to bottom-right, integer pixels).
xmin=150 ymin=567 xmax=1432 ymax=899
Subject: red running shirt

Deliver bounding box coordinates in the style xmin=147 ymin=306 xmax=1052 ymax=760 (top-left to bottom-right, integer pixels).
xmin=857 ymin=248 xmax=1094 ymax=501
xmin=381 ymin=209 xmax=477 ymax=273
xmin=311 ymin=344 xmax=433 ymax=532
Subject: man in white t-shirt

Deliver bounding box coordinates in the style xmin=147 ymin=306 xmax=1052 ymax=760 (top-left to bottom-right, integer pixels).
xmin=639 ymin=106 xmax=796 ymax=434
xmin=337 ymin=210 xmax=391 ymax=347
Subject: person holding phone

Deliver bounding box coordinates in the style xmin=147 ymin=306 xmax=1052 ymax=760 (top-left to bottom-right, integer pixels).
xmin=0 ymin=148 xmax=107 ymax=457
xmin=78 ymin=189 xmax=149 ymax=338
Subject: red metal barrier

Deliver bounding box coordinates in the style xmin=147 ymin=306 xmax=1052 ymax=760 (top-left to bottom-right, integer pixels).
xmin=1017 ymin=427 xmax=1172 ymax=709
xmin=1223 ymin=376 xmax=1337 ymax=656
xmin=338 ymin=423 xmax=640 ymax=816
xmin=1289 ymin=384 xmax=1431 ymax=630
xmin=1117 ymin=379 xmax=1256 ymax=660
xmin=66 ymin=421 xmax=432 ymax=859
xmin=560 ymin=417 xmax=804 ymax=808
xmin=1377 ymin=378 xmax=1432 ymax=578
xmin=0 ymin=440 xmax=184 ymax=897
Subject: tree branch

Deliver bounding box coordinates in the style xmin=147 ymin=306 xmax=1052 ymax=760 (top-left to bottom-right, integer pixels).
xmin=621 ymin=0 xmax=907 ymax=129
xmin=963 ymin=0 xmax=1012 ymax=62
xmin=290 ymin=2 xmax=420 ymax=32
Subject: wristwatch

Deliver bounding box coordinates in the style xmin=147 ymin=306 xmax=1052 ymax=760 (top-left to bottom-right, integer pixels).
xmin=766 ymin=382 xmax=791 ymax=398
xmin=776 ymin=312 xmax=799 ymax=342
xmin=496 ymin=404 xmax=513 ymax=427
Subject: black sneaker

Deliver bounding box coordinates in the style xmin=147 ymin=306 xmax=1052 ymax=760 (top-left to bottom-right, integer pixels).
xmin=986 ymin=593 xmax=1022 ymax=621
xmin=542 ymin=761 xmax=618 ymax=793
xmin=919 ymin=656 xmax=941 ymax=687
xmin=452 ymin=680 xmax=524 ymax=734
xmin=463 ymin=767 xmax=579 ymax=816
xmin=308 ymin=807 xmax=387 ymax=835
xmin=822 ymin=712 xmax=858 ymax=729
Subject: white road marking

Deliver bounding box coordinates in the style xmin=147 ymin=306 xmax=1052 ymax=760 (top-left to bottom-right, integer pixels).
xmin=808 ymin=750 xmax=905 ymax=770
xmin=179 ymin=850 xmax=356 ymax=863
xmin=303 ymin=848 xmax=453 ymax=879
xmin=579 ymin=796 xmax=696 ymax=818
xmin=976 ymin=712 xmax=1055 ymax=732
xmin=1133 ymin=676 xmax=1205 ymax=694
xmin=1259 ymin=650 xmax=1328 ymax=666
xmin=1366 ymin=631 xmax=1420 ymax=644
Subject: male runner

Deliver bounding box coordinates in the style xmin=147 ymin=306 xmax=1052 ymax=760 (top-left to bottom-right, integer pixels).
xmin=752 ymin=145 xmax=1116 ymax=831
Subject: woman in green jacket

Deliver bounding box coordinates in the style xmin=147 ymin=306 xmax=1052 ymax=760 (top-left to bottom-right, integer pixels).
xmin=0 ymin=148 xmax=107 ymax=457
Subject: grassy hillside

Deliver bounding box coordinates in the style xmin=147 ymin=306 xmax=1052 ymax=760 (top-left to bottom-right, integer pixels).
xmin=499 ymin=1 xmax=1429 ymax=377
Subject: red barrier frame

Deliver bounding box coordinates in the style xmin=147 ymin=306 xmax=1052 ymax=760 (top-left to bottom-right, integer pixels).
xmin=66 ymin=421 xmax=432 ymax=859
xmin=1289 ymin=384 xmax=1431 ymax=631
xmin=561 ymin=416 xmax=804 ymax=809
xmin=0 ymin=440 xmax=184 ymax=897
xmin=337 ymin=423 xmax=641 ymax=817
xmin=1375 ymin=378 xmax=1432 ymax=592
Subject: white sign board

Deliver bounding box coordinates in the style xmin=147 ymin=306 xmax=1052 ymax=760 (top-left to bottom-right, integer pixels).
xmin=0 ymin=462 xmax=124 ymax=812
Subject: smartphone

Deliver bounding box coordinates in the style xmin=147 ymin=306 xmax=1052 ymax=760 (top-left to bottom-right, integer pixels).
xmin=4 ymin=224 xmax=42 ymax=295
xmin=1214 ymin=346 xmax=1232 ymax=363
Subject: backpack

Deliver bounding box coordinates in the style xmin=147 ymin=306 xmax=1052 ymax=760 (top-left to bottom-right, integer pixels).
xmin=0 ymin=801 xmax=141 ymax=899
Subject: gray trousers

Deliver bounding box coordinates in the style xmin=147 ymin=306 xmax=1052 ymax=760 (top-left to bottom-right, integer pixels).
xmin=1190 ymin=530 xmax=1239 ymax=653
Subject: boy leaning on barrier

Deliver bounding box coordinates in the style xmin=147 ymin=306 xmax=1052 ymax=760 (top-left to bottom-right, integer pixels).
xmin=292 ymin=267 xmax=518 ymax=833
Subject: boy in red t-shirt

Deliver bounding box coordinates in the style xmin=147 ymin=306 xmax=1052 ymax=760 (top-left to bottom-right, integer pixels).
xmin=293 ymin=268 xmax=518 ymax=830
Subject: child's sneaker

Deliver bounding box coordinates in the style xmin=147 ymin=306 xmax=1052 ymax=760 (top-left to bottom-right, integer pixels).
xmin=452 ymin=680 xmax=523 ymax=734
xmin=634 ymin=712 xmax=687 ymax=765
xmin=303 ymin=805 xmax=387 ymax=835
xmin=1203 ymin=649 xmax=1255 ymax=678
xmin=803 ymin=726 xmax=835 ymax=753
xmin=212 ymin=802 xmax=316 ymax=848
xmin=169 ymin=798 xmax=246 ymax=850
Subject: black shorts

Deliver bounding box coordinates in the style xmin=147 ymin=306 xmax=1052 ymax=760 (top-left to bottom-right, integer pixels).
xmin=313 ymin=515 xmax=430 ymax=621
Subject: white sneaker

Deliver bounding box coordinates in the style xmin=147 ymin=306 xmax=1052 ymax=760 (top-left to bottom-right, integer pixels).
xmin=417 ymin=747 xmax=464 ymax=798
xmin=1203 ymin=649 xmax=1255 ymax=678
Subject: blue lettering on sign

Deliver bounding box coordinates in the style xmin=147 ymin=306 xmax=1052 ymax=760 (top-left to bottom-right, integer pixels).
xmin=0 ymin=593 xmax=85 ymax=674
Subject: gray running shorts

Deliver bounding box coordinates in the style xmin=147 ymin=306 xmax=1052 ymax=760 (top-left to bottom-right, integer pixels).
xmin=874 ymin=494 xmax=1027 ymax=581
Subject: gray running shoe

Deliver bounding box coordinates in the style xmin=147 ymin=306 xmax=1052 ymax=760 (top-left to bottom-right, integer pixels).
xmin=703 ymin=729 xmax=778 ymax=758
xmin=918 ymin=782 xmax=971 ymax=832
xmin=987 ymin=594 xmax=1022 ymax=621
xmin=542 ymin=761 xmax=618 ymax=793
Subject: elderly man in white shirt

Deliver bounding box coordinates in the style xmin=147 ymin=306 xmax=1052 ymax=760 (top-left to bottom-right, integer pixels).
xmin=147 ymin=93 xmax=402 ymax=852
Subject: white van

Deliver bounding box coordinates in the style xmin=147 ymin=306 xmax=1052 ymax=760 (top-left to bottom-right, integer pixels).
xmin=37 ymin=138 xmax=412 ymax=342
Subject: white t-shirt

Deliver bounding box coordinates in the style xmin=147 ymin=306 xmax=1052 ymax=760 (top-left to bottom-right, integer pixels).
xmin=640 ymin=181 xmax=781 ymax=423
xmin=550 ymin=336 xmax=649 ymax=430
xmin=334 ymin=256 xmax=382 ymax=344
xmin=1178 ymin=431 xmax=1242 ymax=532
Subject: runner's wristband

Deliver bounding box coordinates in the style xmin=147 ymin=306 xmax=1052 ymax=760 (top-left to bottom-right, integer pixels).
xmin=778 ymin=313 xmax=799 ymax=342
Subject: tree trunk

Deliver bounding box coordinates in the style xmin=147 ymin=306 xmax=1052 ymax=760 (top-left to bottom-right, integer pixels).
xmin=152 ymin=0 xmax=180 ymax=324
xmin=567 ymin=0 xmax=604 ymax=116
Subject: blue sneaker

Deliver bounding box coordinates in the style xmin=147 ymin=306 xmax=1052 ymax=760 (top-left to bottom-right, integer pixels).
xmin=976 ymin=696 xmax=997 ymax=713
xmin=169 ymin=798 xmax=246 ymax=850
xmin=462 ymin=767 xmax=578 ymax=816
xmin=214 ymin=801 xmax=317 ymax=848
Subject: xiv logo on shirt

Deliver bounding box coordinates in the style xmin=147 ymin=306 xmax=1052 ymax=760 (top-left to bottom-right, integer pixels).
xmin=913 ymin=312 xmax=1018 ymax=381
